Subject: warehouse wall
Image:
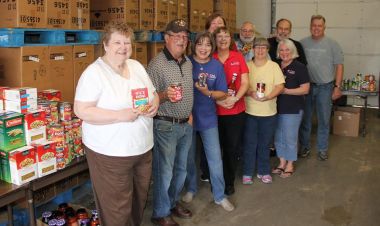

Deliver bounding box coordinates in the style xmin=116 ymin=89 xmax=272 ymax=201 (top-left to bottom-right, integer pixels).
xmin=236 ymin=0 xmax=380 ymax=107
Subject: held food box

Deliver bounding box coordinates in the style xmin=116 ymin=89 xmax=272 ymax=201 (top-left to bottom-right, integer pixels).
xmin=24 ymin=110 xmax=47 ymax=145
xmin=0 ymin=146 xmax=37 ymax=185
xmin=0 ymin=112 xmax=26 ymax=151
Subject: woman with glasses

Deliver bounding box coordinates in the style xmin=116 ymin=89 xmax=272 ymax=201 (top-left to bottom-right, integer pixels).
xmin=242 ymin=37 xmax=284 ymax=185
xmin=272 ymin=39 xmax=310 ymax=178
xmin=212 ymin=26 xmax=249 ymax=195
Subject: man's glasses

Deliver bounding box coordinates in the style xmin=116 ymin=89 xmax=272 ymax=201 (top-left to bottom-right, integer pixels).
xmin=167 ymin=33 xmax=189 ymax=41
xmin=241 ymin=29 xmax=254 ymax=34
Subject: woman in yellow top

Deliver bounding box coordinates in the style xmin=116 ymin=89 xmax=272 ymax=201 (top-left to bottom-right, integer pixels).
xmin=242 ymin=37 xmax=285 ymax=185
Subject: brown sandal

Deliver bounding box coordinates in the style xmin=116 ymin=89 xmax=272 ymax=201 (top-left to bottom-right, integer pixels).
xmin=280 ymin=171 xmax=294 ymax=178
xmin=272 ymin=167 xmax=285 ymax=175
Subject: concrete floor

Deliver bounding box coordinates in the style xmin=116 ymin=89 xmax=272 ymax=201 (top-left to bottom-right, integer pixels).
xmin=141 ymin=109 xmax=380 ymax=226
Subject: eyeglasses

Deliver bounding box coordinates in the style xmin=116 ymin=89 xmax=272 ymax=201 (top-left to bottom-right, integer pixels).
xmin=216 ymin=35 xmax=231 ymax=40
xmin=254 ymin=45 xmax=268 ymax=50
xmin=241 ymin=29 xmax=254 ymax=34
xmin=167 ymin=33 xmax=189 ymax=41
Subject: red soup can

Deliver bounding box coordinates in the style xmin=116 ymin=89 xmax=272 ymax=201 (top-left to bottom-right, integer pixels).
xmin=170 ymin=83 xmax=183 ymax=101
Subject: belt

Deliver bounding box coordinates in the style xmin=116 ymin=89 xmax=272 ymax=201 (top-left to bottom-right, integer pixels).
xmin=154 ymin=115 xmax=189 ymax=124
xmin=311 ymin=81 xmax=334 ymax=86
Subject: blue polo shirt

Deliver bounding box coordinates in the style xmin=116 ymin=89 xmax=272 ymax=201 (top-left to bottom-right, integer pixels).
xmin=190 ymin=57 xmax=227 ymax=131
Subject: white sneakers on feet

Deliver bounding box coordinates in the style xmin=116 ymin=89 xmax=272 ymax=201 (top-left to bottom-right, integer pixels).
xmin=181 ymin=192 xmax=194 ymax=203
xmin=215 ymin=198 xmax=235 ymax=212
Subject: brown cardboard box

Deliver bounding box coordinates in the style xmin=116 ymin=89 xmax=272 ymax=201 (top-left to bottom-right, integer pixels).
xmin=148 ymin=42 xmax=165 ymax=62
xmin=132 ymin=42 xmax=148 ymax=68
xmin=0 ymin=0 xmax=46 ymax=28
xmin=154 ymin=0 xmax=169 ymax=31
xmin=70 ymin=0 xmax=90 ymax=29
xmin=189 ymin=0 xmax=201 ymax=32
xmin=73 ymin=45 xmax=94 ymax=91
xmin=168 ymin=0 xmax=178 ymax=22
xmin=46 ymin=0 xmax=71 ymax=29
xmin=90 ymin=0 xmax=139 ymax=30
xmin=333 ymin=107 xmax=361 ymax=137
xmin=48 ymin=46 xmax=74 ymax=102
xmin=94 ymin=44 xmax=104 ymax=59
xmin=139 ymin=0 xmax=154 ymax=30
xmin=177 ymin=0 xmax=188 ymax=22
xmin=0 ymin=46 xmax=50 ymax=90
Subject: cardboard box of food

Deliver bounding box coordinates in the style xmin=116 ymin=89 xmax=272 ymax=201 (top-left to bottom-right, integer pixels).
xmin=333 ymin=107 xmax=361 ymax=137
xmin=0 ymin=0 xmax=46 ymax=28
xmin=48 ymin=46 xmax=74 ymax=103
xmin=177 ymin=0 xmax=188 ymax=22
xmin=73 ymin=45 xmax=95 ymax=91
xmin=90 ymin=0 xmax=139 ymax=30
xmin=0 ymin=145 xmax=37 ymax=185
xmin=4 ymin=99 xmax=38 ymax=114
xmin=24 ymin=110 xmax=47 ymax=145
xmin=139 ymin=0 xmax=154 ymax=30
xmin=154 ymin=0 xmax=169 ymax=31
xmin=70 ymin=0 xmax=90 ymax=29
xmin=132 ymin=42 xmax=148 ymax=68
xmin=0 ymin=46 xmax=50 ymax=91
xmin=34 ymin=141 xmax=57 ymax=177
xmin=3 ymin=87 xmax=38 ymax=102
xmin=0 ymin=112 xmax=26 ymax=152
xmin=46 ymin=0 xmax=71 ymax=29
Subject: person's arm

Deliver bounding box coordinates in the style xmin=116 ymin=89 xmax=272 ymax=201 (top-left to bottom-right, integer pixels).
xmin=332 ymin=64 xmax=344 ymax=100
xmin=74 ymin=101 xmax=140 ymax=125
xmin=283 ymin=83 xmax=310 ymax=95
xmin=194 ymin=82 xmax=227 ymax=100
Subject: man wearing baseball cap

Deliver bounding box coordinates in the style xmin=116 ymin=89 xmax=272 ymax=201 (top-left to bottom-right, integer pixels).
xmin=147 ymin=19 xmax=194 ymax=226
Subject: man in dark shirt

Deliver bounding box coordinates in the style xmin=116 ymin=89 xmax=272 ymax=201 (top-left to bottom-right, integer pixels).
xmin=268 ymin=18 xmax=307 ymax=65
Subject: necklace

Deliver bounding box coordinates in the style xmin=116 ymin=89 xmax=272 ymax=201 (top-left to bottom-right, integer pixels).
xmin=194 ymin=57 xmax=210 ymax=71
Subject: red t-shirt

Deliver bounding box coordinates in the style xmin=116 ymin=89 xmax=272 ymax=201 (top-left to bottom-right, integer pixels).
xmin=213 ymin=51 xmax=249 ymax=115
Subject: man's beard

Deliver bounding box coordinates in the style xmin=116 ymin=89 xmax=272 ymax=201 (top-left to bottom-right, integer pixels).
xmin=240 ymin=36 xmax=255 ymax=44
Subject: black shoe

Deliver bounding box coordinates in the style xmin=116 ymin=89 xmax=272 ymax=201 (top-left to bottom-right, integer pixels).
xmin=299 ymin=148 xmax=311 ymax=158
xmin=224 ymin=185 xmax=235 ymax=196
xmin=318 ymin=152 xmax=328 ymax=161
xmin=269 ymin=147 xmax=276 ymax=157
xmin=200 ymin=174 xmax=210 ymax=182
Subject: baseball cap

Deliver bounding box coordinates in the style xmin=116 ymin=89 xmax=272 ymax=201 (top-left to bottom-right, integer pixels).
xmin=165 ymin=19 xmax=189 ymax=33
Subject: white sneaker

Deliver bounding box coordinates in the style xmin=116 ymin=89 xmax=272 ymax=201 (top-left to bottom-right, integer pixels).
xmin=215 ymin=198 xmax=235 ymax=212
xmin=181 ymin=192 xmax=194 ymax=203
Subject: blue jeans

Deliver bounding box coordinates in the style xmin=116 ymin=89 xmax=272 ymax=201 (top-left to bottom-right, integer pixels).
xmin=185 ymin=127 xmax=226 ymax=202
xmin=275 ymin=111 xmax=303 ymax=161
xmin=152 ymin=120 xmax=193 ymax=218
xmin=243 ymin=114 xmax=277 ymax=176
xmin=299 ymin=83 xmax=333 ymax=152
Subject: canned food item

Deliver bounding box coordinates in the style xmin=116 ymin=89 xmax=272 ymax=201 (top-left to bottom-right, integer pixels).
xmin=198 ymin=73 xmax=207 ymax=87
xmin=256 ymin=82 xmax=266 ymax=98
xmin=170 ymin=83 xmax=183 ymax=101
xmin=49 ymin=101 xmax=59 ymax=124
xmin=47 ymin=124 xmax=65 ymax=142
xmin=71 ymin=118 xmax=82 ymax=138
xmin=59 ymin=102 xmax=72 ymax=121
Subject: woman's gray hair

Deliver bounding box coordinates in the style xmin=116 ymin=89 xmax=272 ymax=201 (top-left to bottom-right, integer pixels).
xmin=253 ymin=37 xmax=270 ymax=49
xmin=276 ymin=39 xmax=299 ymax=59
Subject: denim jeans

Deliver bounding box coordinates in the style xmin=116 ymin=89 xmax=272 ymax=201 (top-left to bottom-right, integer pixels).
xmin=243 ymin=114 xmax=277 ymax=176
xmin=185 ymin=127 xmax=226 ymax=202
xmin=275 ymin=111 xmax=303 ymax=161
xmin=152 ymin=119 xmax=193 ymax=218
xmin=299 ymin=83 xmax=334 ymax=152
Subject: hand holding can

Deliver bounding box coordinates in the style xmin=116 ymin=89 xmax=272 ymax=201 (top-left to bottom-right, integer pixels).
xmin=168 ymin=83 xmax=183 ymax=102
xmin=256 ymin=82 xmax=266 ymax=99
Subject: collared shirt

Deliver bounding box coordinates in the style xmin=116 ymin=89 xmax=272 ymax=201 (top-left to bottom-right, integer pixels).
xmin=213 ymin=51 xmax=249 ymax=116
xmin=147 ymin=47 xmax=193 ymax=119
xmin=236 ymin=39 xmax=255 ymax=62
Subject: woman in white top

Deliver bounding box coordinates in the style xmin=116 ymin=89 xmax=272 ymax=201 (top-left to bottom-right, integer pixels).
xmin=74 ymin=22 xmax=159 ymax=226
